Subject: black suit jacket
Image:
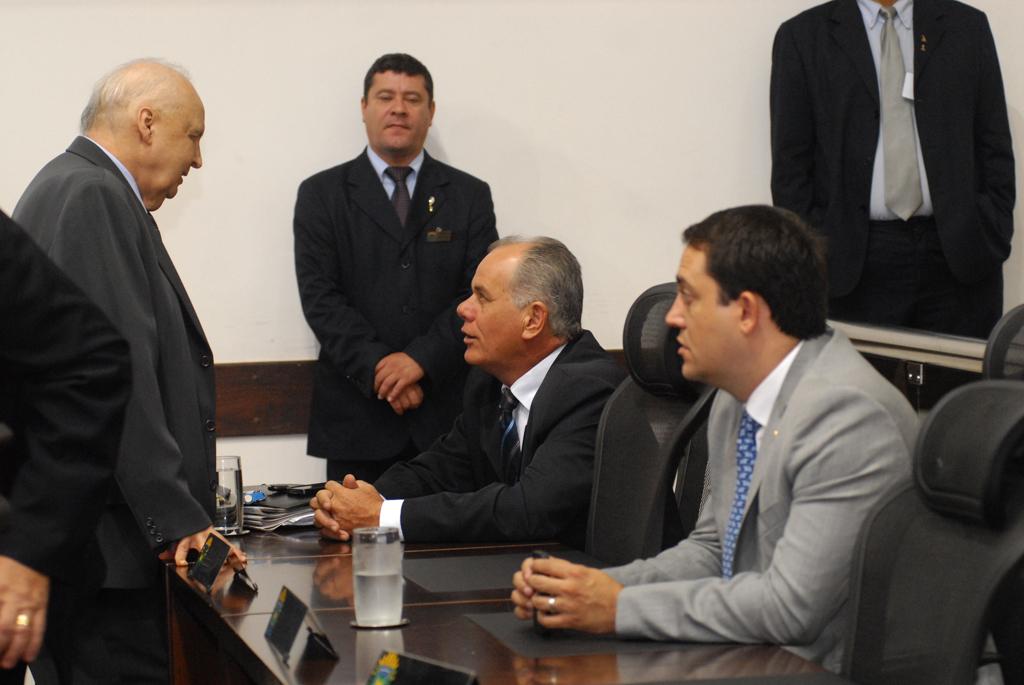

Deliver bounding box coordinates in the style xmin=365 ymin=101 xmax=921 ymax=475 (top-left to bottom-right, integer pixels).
xmin=770 ymin=0 xmax=1015 ymax=296
xmin=294 ymin=150 xmax=497 ymax=463
xmin=13 ymin=137 xmax=217 ymax=588
xmin=374 ymin=331 xmax=625 ymax=549
xmin=0 ymin=211 xmax=129 ymax=584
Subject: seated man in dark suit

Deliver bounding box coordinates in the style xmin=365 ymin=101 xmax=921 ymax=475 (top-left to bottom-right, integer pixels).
xmin=311 ymin=237 xmax=624 ymax=547
xmin=512 ymin=206 xmax=918 ymax=671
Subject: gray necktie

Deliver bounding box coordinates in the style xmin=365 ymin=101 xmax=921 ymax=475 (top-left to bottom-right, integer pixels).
xmin=385 ymin=166 xmax=412 ymax=227
xmin=880 ymin=6 xmax=922 ymax=221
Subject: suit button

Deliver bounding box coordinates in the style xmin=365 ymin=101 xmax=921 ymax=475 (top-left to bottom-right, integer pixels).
xmin=400 ymin=261 xmax=411 ymax=269
xmin=205 ymin=419 xmax=216 ymax=432
xmin=200 ymin=354 xmax=212 ymax=368
xmin=145 ymin=517 xmax=154 ymax=526
xmin=155 ymin=534 xmax=164 ymax=543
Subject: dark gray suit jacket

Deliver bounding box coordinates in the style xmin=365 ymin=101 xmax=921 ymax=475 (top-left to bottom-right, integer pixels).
xmin=13 ymin=137 xmax=216 ymax=588
xmin=294 ymin=150 xmax=497 ymax=464
xmin=770 ymin=0 xmax=1015 ymax=296
xmin=0 ymin=210 xmax=129 ymax=584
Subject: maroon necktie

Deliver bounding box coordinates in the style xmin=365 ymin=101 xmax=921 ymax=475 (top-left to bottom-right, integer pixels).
xmin=385 ymin=166 xmax=412 ymax=227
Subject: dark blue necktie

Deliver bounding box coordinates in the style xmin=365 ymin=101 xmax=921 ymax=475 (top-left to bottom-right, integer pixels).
xmin=722 ymin=411 xmax=760 ymax=579
xmin=498 ymin=387 xmax=522 ymax=484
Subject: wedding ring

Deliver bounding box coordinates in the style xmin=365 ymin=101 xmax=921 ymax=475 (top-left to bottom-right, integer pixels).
xmin=547 ymin=596 xmax=557 ymax=612
xmin=14 ymin=612 xmax=30 ymax=628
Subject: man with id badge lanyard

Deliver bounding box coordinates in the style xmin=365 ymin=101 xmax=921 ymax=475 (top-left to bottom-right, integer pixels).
xmin=770 ymin=0 xmax=1014 ymax=337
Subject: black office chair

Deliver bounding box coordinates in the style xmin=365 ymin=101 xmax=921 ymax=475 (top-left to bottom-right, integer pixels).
xmin=842 ymin=380 xmax=1024 ymax=685
xmin=585 ymin=283 xmax=715 ymax=567
xmin=982 ymin=305 xmax=1024 ymax=684
xmin=983 ymin=303 xmax=1024 ymax=380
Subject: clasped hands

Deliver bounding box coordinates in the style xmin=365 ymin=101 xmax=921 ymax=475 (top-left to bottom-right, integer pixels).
xmin=511 ymin=555 xmax=623 ymax=635
xmin=310 ymin=476 xmax=383 ymax=542
xmin=374 ymin=352 xmax=424 ymax=415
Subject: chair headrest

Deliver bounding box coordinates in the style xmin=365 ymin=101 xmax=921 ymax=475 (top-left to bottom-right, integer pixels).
xmin=622 ymin=283 xmax=702 ymax=401
xmin=983 ymin=303 xmax=1024 ymax=380
xmin=915 ymin=379 xmax=1024 ymax=527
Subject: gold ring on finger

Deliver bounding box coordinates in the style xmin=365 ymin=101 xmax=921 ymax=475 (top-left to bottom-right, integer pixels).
xmin=15 ymin=612 xmax=30 ymax=628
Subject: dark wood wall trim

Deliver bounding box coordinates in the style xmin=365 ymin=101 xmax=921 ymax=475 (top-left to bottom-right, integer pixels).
xmin=215 ymin=361 xmax=314 ymax=437
xmin=215 ymin=353 xmax=626 ymax=438
xmin=214 ymin=349 xmax=973 ymax=438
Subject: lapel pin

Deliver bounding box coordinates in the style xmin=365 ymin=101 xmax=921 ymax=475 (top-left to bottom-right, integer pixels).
xmin=920 ymin=34 xmax=927 ymax=51
xmin=427 ymin=196 xmax=435 ymax=214
xmin=772 ymin=429 xmax=780 ymax=438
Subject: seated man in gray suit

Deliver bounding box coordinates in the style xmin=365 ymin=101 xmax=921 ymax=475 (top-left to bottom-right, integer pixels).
xmin=311 ymin=237 xmax=624 ymax=547
xmin=511 ymin=205 xmax=918 ymax=671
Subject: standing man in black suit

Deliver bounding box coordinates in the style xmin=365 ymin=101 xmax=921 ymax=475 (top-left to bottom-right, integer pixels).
xmin=13 ymin=59 xmax=242 ymax=683
xmin=294 ymin=53 xmax=498 ymax=483
xmin=310 ymin=237 xmax=624 ymax=548
xmin=0 ymin=211 xmax=129 ymax=684
xmin=770 ymin=0 xmax=1015 ymax=337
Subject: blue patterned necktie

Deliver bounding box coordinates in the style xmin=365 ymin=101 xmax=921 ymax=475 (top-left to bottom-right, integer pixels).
xmin=498 ymin=387 xmax=522 ymax=483
xmin=722 ymin=411 xmax=760 ymax=579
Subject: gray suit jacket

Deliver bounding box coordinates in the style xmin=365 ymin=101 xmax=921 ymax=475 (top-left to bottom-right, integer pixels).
xmin=605 ymin=329 xmax=917 ymax=671
xmin=13 ymin=137 xmax=216 ymax=588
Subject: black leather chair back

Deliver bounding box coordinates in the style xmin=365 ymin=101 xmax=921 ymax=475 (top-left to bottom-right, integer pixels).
xmin=843 ymin=380 xmax=1024 ymax=685
xmin=585 ymin=283 xmax=714 ymax=566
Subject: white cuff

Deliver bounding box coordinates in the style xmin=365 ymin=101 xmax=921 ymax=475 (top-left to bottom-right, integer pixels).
xmin=379 ymin=499 xmax=405 ymax=541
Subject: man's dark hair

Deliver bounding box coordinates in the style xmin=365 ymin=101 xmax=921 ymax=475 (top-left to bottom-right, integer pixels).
xmin=683 ymin=205 xmax=828 ymax=340
xmin=363 ymin=53 xmax=433 ymax=101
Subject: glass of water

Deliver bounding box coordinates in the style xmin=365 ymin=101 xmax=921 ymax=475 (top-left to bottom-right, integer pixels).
xmin=214 ymin=455 xmax=244 ymax=535
xmin=352 ymin=527 xmax=404 ymax=627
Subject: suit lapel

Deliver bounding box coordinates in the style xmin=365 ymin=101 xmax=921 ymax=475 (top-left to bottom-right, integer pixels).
xmin=349 ymin=150 xmax=406 ymax=244
xmin=912 ymin=0 xmax=945 ymax=82
xmin=67 ymin=136 xmax=211 ymax=349
xmin=405 ymin=152 xmax=450 ymax=249
xmin=148 ymin=214 xmax=211 ymax=349
xmin=481 ymin=381 xmax=506 ymax=478
xmin=740 ymin=332 xmax=832 ymax=522
xmin=830 ymin=0 xmax=879 ymax=106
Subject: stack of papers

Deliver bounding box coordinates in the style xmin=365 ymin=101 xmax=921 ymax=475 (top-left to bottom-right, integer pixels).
xmin=243 ymin=491 xmax=315 ymax=531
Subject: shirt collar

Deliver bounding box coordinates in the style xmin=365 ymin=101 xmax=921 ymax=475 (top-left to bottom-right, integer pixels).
xmin=85 ymin=136 xmax=145 ymax=208
xmin=857 ymin=0 xmax=913 ymax=30
xmin=743 ymin=341 xmax=804 ymax=428
xmin=365 ymin=145 xmax=425 ymax=183
xmin=507 ymin=343 xmax=568 ymax=413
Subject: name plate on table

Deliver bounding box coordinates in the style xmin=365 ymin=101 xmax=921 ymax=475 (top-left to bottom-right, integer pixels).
xmin=187 ymin=534 xmax=230 ymax=593
xmin=265 ymin=586 xmax=338 ymax=663
xmin=367 ymin=651 xmax=477 ymax=685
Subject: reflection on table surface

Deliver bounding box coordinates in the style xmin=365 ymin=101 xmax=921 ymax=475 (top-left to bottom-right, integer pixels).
xmin=169 ymin=532 xmax=830 ymax=685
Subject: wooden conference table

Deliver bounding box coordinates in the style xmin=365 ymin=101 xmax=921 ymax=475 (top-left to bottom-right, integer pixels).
xmin=167 ymin=529 xmax=848 ymax=684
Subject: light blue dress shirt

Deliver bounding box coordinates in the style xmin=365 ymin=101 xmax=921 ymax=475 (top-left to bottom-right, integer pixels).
xmin=85 ymin=136 xmax=146 ymax=210
xmin=365 ymin=145 xmax=425 ymax=200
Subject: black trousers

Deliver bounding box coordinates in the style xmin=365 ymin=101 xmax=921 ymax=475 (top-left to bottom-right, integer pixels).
xmin=32 ymin=585 xmax=169 ymax=685
xmin=829 ymin=217 xmax=1003 ymax=338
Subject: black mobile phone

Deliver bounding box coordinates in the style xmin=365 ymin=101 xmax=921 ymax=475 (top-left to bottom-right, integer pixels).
xmin=268 ymin=482 xmax=325 ymax=497
xmin=530 ymin=550 xmax=551 ymax=637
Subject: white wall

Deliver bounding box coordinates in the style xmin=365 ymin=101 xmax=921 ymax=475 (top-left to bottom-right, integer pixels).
xmin=2 ymin=0 xmax=1021 ymax=481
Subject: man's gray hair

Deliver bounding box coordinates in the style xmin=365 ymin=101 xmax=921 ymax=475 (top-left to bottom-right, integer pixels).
xmin=80 ymin=58 xmax=191 ymax=133
xmin=489 ymin=236 xmax=584 ymax=340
